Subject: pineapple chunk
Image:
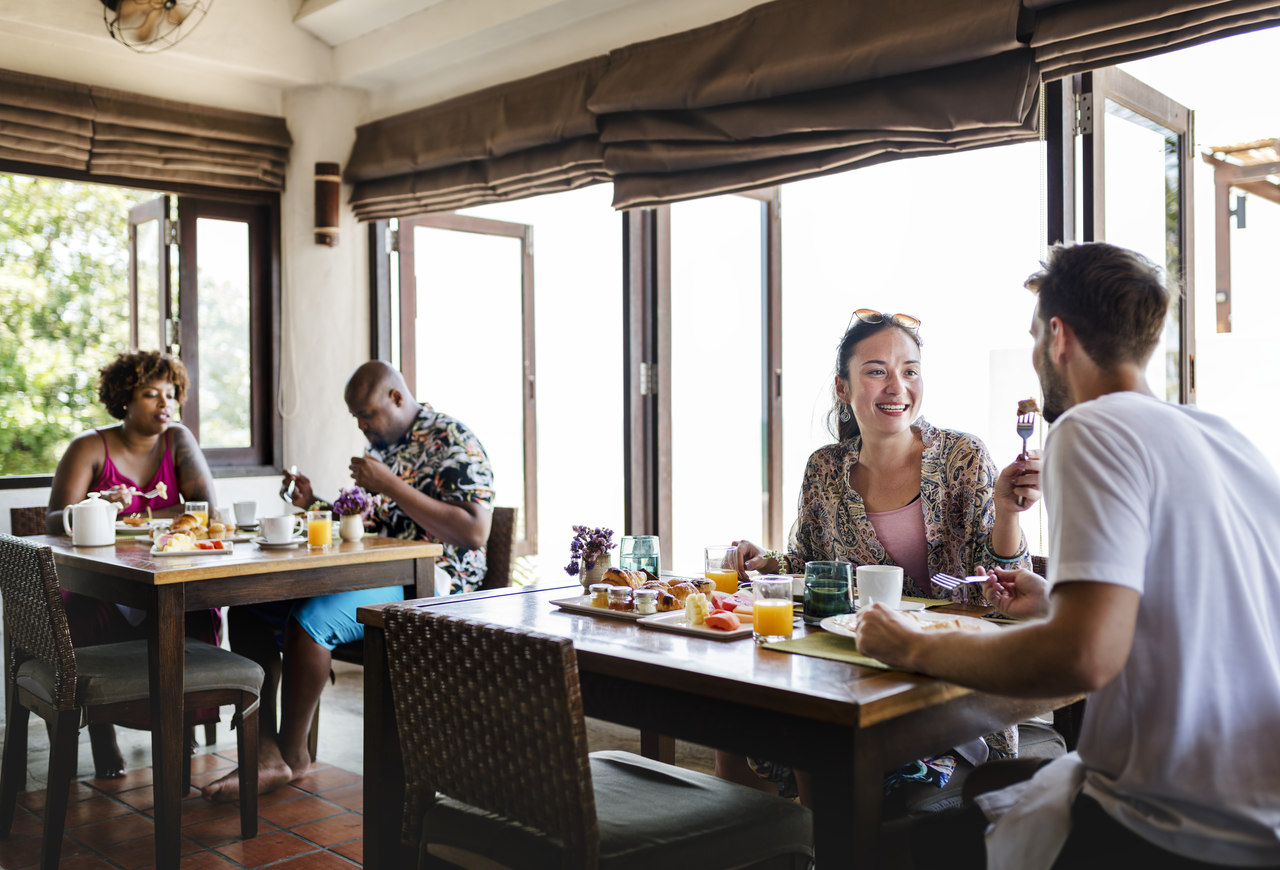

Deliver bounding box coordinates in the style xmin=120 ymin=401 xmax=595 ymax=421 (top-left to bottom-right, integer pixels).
xmin=684 ymin=592 xmax=710 ymax=626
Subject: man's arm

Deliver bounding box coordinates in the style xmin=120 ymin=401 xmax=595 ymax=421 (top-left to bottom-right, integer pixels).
xmin=350 ymin=453 xmax=491 ymax=549
xmin=856 ymin=580 xmax=1140 ymax=697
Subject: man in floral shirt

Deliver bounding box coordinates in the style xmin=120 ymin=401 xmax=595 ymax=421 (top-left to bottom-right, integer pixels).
xmin=203 ymin=361 xmax=494 ymax=803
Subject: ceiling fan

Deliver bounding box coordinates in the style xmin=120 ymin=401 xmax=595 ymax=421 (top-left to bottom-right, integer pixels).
xmin=100 ymin=0 xmax=214 ymax=53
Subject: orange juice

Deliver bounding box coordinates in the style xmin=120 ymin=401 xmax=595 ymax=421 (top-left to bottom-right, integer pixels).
xmin=307 ymin=517 xmax=332 ymax=548
xmin=753 ymin=599 xmax=794 ymax=639
xmin=187 ymin=510 xmax=208 ymax=525
xmin=706 ymin=570 xmax=739 ymax=593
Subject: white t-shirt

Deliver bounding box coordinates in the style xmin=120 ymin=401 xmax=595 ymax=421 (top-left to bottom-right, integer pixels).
xmin=1044 ymin=391 xmax=1280 ymax=865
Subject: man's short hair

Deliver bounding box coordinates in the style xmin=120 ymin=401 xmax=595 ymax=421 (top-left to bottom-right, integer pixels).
xmin=1026 ymin=243 xmax=1172 ymax=367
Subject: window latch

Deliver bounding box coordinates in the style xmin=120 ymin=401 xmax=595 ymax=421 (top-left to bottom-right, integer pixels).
xmin=165 ymin=218 xmax=180 ymax=247
xmin=639 ymin=362 xmax=657 ymax=397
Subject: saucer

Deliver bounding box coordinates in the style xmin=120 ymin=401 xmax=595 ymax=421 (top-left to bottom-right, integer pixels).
xmin=253 ymin=536 xmax=305 ymax=549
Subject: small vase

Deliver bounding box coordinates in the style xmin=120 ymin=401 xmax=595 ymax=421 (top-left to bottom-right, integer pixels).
xmin=339 ymin=514 xmax=365 ymax=543
xmin=580 ymin=553 xmax=610 ymax=590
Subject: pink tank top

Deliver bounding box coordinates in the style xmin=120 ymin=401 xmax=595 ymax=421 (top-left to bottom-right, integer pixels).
xmin=93 ymin=429 xmax=181 ymax=514
xmin=866 ymin=496 xmax=929 ymax=587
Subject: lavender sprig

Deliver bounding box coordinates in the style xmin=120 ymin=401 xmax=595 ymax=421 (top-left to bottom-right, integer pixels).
xmin=565 ymin=524 xmax=616 ymax=576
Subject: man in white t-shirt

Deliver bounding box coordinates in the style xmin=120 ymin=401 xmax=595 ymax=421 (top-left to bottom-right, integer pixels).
xmin=858 ymin=242 xmax=1280 ymax=868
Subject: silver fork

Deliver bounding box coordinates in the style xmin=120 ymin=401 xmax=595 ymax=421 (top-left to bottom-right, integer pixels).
xmin=930 ymin=572 xmax=989 ymax=590
xmin=1016 ymin=410 xmax=1036 ymax=506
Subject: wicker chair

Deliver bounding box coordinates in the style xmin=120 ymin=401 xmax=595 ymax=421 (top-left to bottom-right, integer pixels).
xmin=383 ymin=607 xmax=814 ymax=870
xmin=0 ymin=534 xmax=263 ymax=869
xmin=9 ymin=506 xmax=46 ymax=537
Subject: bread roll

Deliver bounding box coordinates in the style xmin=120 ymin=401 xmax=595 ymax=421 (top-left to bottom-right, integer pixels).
xmin=667 ymin=581 xmax=698 ymax=601
xmin=207 ymin=522 xmax=227 ymax=540
xmin=169 ymin=513 xmax=201 ymax=533
xmin=655 ymin=591 xmax=681 ymax=612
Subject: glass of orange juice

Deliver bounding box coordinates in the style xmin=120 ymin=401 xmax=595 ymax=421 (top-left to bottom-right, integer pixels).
xmin=704 ymin=545 xmax=739 ymax=593
xmin=183 ymin=501 xmax=209 ymax=526
xmin=306 ymin=509 xmax=333 ymax=548
xmin=752 ymin=575 xmax=794 ymax=644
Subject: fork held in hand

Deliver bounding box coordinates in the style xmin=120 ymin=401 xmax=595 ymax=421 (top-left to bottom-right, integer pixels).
xmin=1015 ymin=411 xmax=1036 ymax=506
xmin=930 ymin=572 xmax=989 ymax=590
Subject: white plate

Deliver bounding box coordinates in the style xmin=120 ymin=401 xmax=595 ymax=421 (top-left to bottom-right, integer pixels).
xmin=550 ymin=594 xmax=646 ymax=621
xmin=852 ymin=599 xmax=927 ymax=612
xmin=116 ymin=519 xmax=168 ymax=533
xmin=150 ymin=542 xmax=234 ymax=556
xmin=821 ymin=610 xmax=999 ymax=640
xmin=636 ymin=610 xmax=753 ymax=640
xmin=252 ymin=536 xmax=306 ymax=549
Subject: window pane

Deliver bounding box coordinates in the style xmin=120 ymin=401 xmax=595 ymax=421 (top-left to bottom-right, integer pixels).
xmin=412 ymin=225 xmax=526 ymax=528
xmin=196 ymin=217 xmax=252 ymax=448
xmin=0 ymin=175 xmax=147 ymax=476
xmin=670 ymin=195 xmax=764 ymax=573
xmin=135 ymin=216 xmax=162 ymax=351
xmin=1102 ymin=100 xmax=1182 ymax=402
xmin=461 ymin=186 xmax=624 ymax=576
xmin=781 ymin=144 xmax=1046 ymax=555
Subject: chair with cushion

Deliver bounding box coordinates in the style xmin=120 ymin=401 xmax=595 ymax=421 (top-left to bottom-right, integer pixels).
xmin=0 ymin=533 xmax=263 ymax=869
xmin=9 ymin=506 xmax=46 ymax=537
xmin=383 ymin=606 xmax=814 ymax=870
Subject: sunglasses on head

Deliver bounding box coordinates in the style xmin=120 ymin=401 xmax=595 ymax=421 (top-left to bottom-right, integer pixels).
xmin=853 ymin=309 xmax=921 ymax=332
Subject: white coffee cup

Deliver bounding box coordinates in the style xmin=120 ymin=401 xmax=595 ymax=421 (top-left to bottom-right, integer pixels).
xmin=856 ymin=565 xmax=904 ymax=610
xmin=259 ymin=514 xmax=301 ymax=543
xmin=233 ymin=500 xmax=258 ymax=526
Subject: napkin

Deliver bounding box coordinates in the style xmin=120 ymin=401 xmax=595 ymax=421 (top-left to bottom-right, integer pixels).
xmin=761 ymin=631 xmax=890 ymax=669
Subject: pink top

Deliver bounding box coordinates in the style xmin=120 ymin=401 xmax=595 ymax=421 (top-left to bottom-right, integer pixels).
xmin=93 ymin=429 xmax=180 ymax=514
xmin=866 ymin=495 xmax=929 ymax=587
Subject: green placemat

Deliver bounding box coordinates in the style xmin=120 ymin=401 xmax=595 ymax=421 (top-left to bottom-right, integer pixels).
xmin=761 ymin=631 xmax=892 ymax=670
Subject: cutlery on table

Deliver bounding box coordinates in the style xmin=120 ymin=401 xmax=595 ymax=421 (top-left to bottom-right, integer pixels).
xmin=1016 ymin=409 xmax=1036 ymax=507
xmin=97 ymin=483 xmax=168 ymax=502
xmin=930 ymin=572 xmax=990 ymax=590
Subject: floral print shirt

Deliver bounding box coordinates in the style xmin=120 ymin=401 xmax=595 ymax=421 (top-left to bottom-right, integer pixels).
xmin=367 ymin=403 xmax=494 ymax=595
xmin=781 ymin=417 xmax=1028 ymax=758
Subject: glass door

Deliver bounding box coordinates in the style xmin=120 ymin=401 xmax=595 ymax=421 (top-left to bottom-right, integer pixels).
xmin=1078 ymin=68 xmax=1195 ymax=403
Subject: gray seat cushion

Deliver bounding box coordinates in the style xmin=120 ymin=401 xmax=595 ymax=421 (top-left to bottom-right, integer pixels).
xmin=17 ymin=638 xmax=264 ymax=708
xmin=420 ymin=750 xmax=813 ymax=870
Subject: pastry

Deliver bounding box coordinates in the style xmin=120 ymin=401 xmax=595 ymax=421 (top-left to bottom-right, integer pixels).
xmin=1017 ymin=397 xmax=1039 ymax=415
xmin=667 ymin=581 xmax=699 ymax=601
xmin=655 ymin=591 xmax=680 ymax=612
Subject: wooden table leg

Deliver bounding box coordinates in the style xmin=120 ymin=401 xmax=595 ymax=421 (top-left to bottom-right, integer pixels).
xmin=148 ymin=586 xmax=186 ymax=870
xmin=639 ymin=731 xmax=676 ymax=764
xmin=808 ymin=738 xmax=869 ymax=867
xmin=362 ymin=626 xmax=404 ymax=870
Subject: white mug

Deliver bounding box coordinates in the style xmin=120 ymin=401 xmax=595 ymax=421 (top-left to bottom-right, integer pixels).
xmin=233 ymin=500 xmax=258 ymax=526
xmin=856 ymin=565 xmax=903 ymax=610
xmin=259 ymin=514 xmax=302 ymax=543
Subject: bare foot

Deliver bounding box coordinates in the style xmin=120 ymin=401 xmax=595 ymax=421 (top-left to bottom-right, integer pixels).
xmin=282 ymin=748 xmax=312 ymax=784
xmin=201 ymin=759 xmax=293 ymax=803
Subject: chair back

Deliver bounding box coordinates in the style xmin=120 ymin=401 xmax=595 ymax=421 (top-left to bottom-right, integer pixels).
xmin=384 ymin=607 xmax=597 ymax=865
xmin=478 ymin=506 xmax=516 ymax=590
xmin=9 ymin=506 xmax=46 ymax=537
xmin=0 ymin=534 xmax=77 ymax=711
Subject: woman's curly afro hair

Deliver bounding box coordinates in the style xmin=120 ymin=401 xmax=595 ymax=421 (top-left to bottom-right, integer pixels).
xmin=97 ymin=351 xmax=189 ymax=420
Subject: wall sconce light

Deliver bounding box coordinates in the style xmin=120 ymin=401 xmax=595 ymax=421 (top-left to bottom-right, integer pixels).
xmin=315 ymin=161 xmax=340 ymax=246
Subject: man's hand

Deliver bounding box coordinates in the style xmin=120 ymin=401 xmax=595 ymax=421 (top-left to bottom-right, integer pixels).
xmin=854 ymin=604 xmax=923 ymax=670
xmin=984 ymin=566 xmax=1050 ymax=620
xmin=281 ymin=469 xmax=314 ymax=509
xmin=349 ymin=453 xmax=397 ymax=494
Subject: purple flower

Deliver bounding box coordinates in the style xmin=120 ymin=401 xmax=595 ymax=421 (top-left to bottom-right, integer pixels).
xmin=333 ymin=486 xmax=373 ymax=517
xmin=565 ymin=525 xmax=616 ymax=576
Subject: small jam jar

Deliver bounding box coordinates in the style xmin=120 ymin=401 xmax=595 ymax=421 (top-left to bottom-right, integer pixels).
xmin=589 ymin=583 xmax=611 ymax=608
xmin=633 ymin=588 xmax=659 ymax=615
xmin=607 ymin=587 xmax=634 ymax=612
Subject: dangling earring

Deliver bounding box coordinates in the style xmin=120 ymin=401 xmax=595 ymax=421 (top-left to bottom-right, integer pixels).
xmin=838 ymin=403 xmax=851 ymax=423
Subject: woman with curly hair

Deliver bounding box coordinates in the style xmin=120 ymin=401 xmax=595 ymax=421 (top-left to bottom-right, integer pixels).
xmin=46 ymin=350 xmax=218 ymax=778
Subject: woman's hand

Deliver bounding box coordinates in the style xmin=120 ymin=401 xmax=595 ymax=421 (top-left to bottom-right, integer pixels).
xmin=854 ymin=604 xmax=921 ymax=669
xmin=994 ymin=450 xmax=1041 ymax=513
xmin=983 ymin=566 xmax=1050 ymax=620
xmin=730 ymin=539 xmax=781 ymax=579
xmin=100 ymin=484 xmax=136 ymax=508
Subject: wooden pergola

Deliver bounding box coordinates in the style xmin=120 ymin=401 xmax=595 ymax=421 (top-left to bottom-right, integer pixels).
xmin=1202 ymin=138 xmax=1280 ymax=332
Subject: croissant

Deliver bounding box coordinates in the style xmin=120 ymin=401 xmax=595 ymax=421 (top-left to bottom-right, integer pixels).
xmin=602 ymin=567 xmax=647 ymax=589
xmin=169 ymin=513 xmax=203 ymax=533
xmin=655 ymin=591 xmax=681 ymax=612
xmin=667 ymin=581 xmax=699 ymax=601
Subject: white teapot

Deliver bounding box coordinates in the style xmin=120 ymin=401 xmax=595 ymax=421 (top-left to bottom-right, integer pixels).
xmin=62 ymin=493 xmax=120 ymax=547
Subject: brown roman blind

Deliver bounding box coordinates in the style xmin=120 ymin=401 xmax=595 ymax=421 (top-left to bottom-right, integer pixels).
xmin=0 ymin=69 xmax=291 ymax=192
xmin=346 ymin=58 xmax=609 ymax=219
xmin=1027 ymin=0 xmax=1280 ymax=79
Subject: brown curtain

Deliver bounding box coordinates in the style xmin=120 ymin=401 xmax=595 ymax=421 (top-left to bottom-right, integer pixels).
xmin=0 ymin=69 xmax=291 ymax=192
xmin=346 ymin=58 xmax=608 ymax=219
xmin=1028 ymin=0 xmax=1280 ymax=78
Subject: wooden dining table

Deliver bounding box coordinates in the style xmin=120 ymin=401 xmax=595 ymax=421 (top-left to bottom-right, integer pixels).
xmin=26 ymin=532 xmax=442 ymax=870
xmin=357 ymin=583 xmax=1079 ymax=868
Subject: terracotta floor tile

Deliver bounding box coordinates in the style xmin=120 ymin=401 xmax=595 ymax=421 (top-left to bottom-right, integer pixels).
xmin=332 ymin=839 xmax=363 ymax=864
xmin=291 ymin=811 xmax=363 ymax=847
xmin=255 ymin=784 xmax=308 ymax=807
xmin=182 ymin=812 xmax=266 ymax=849
xmin=73 ymin=811 xmax=158 ymax=849
xmin=269 ymin=849 xmax=360 ymax=869
xmin=63 ymin=793 xmax=135 ymax=827
xmin=320 ymin=782 xmax=363 ymax=811
xmin=52 ymin=852 xmax=121 ymax=870
xmin=117 ymin=784 xmax=157 ymax=813
xmin=258 ymin=794 xmax=345 ymax=829
xmin=0 ymin=832 xmax=85 ymax=869
xmin=17 ymin=779 xmax=96 ymax=810
xmin=90 ymin=767 xmax=154 ymax=793
xmin=292 ymin=766 xmax=361 ymax=794
xmin=179 ymin=796 xmax=241 ymax=826
xmin=212 ymin=829 xmax=321 ymax=867
xmin=189 ymin=753 xmax=236 ymax=775
xmin=6 ymin=805 xmax=47 ymax=837
xmin=173 ymin=848 xmax=241 ymax=868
